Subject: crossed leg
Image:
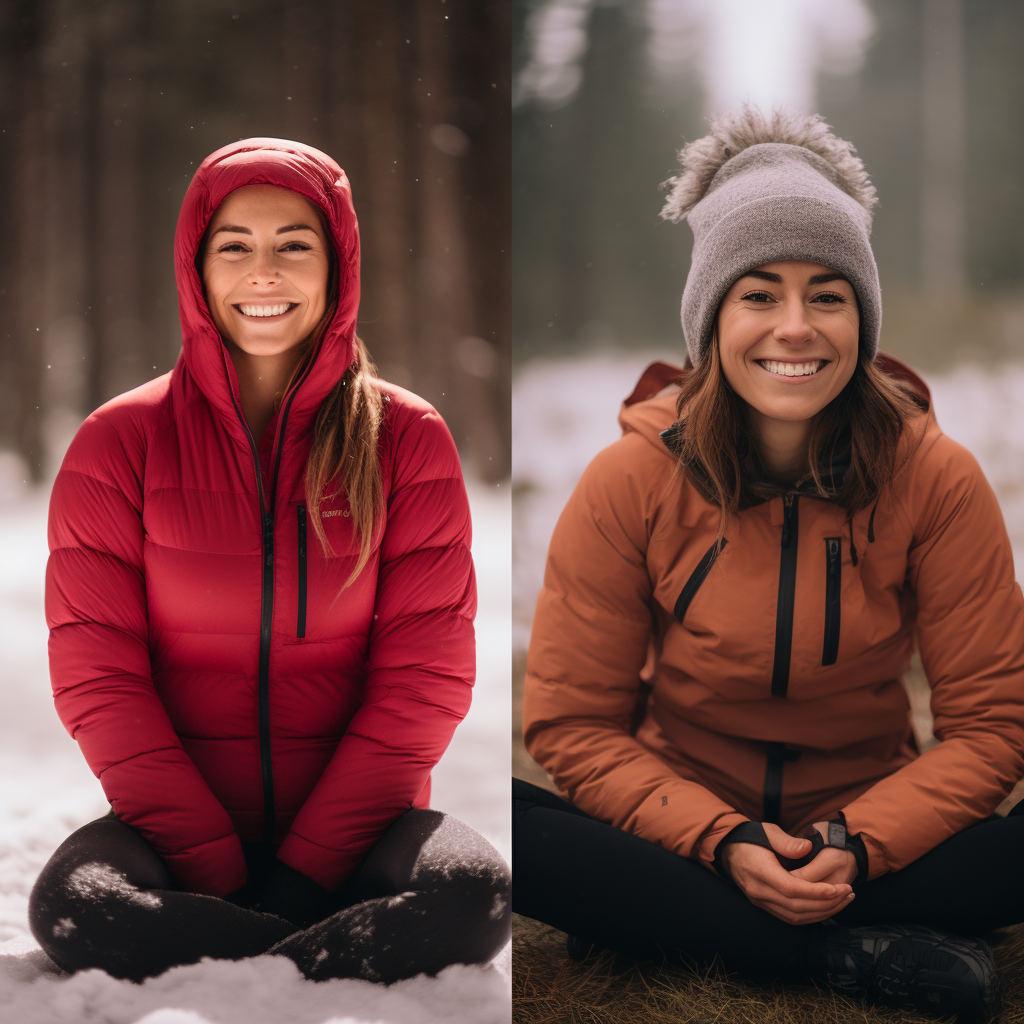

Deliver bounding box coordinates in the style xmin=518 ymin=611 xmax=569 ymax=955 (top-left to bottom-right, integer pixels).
xmin=29 ymin=808 xmax=510 ymax=983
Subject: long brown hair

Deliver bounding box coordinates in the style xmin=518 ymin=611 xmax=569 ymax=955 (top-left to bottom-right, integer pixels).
xmin=673 ymin=339 xmax=927 ymax=539
xmin=298 ymin=337 xmax=383 ymax=588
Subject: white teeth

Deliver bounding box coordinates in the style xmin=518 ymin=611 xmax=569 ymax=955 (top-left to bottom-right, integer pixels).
xmin=762 ymin=360 xmax=823 ymax=377
xmin=239 ymin=303 xmax=292 ymax=317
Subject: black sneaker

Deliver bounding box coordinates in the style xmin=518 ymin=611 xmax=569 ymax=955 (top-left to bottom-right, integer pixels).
xmin=823 ymin=924 xmax=1001 ymax=1022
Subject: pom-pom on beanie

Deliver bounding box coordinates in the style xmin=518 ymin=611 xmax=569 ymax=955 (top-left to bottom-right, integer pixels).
xmin=660 ymin=107 xmax=881 ymax=368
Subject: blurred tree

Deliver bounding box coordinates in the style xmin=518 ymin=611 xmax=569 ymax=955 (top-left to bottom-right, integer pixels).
xmin=0 ymin=0 xmax=509 ymax=482
xmin=921 ymin=0 xmax=965 ymax=296
xmin=513 ymin=0 xmax=703 ymax=364
xmin=962 ymin=0 xmax=1024 ymax=291
xmin=0 ymin=0 xmax=47 ymax=481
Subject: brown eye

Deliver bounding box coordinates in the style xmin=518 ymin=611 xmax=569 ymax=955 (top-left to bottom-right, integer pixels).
xmin=741 ymin=290 xmax=773 ymax=303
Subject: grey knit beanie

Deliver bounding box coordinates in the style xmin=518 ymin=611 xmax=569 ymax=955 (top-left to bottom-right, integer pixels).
xmin=660 ymin=108 xmax=880 ymax=367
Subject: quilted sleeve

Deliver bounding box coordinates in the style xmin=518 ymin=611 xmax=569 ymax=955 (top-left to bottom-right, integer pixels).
xmin=841 ymin=434 xmax=1024 ymax=878
xmin=46 ymin=412 xmax=246 ymax=897
xmin=523 ymin=433 xmax=748 ymax=869
xmin=276 ymin=402 xmax=475 ymax=890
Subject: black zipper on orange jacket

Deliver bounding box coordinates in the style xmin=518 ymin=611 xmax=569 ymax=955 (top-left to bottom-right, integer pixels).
xmin=822 ymin=537 xmax=842 ymax=665
xmin=771 ymin=494 xmax=799 ymax=697
xmin=762 ymin=494 xmax=802 ymax=822
xmin=674 ymin=539 xmax=728 ymax=624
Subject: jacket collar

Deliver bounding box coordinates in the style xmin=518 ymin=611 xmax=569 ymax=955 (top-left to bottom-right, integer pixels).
xmin=174 ymin=138 xmax=360 ymax=448
xmin=659 ymin=420 xmax=853 ymax=509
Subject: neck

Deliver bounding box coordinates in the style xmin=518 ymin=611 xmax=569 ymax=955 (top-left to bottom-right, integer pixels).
xmin=225 ymin=342 xmax=302 ymax=447
xmin=749 ymin=409 xmax=815 ymax=488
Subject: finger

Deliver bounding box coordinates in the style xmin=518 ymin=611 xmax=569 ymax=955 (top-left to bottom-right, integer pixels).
xmin=752 ymin=880 xmax=854 ymax=911
xmin=747 ymin=857 xmax=851 ymax=901
xmin=762 ymin=822 xmax=813 ymax=860
xmin=790 ymin=852 xmax=848 ymax=884
xmin=757 ymin=891 xmax=855 ymax=925
xmin=747 ymin=879 xmax=851 ymax=911
xmin=762 ymin=891 xmax=854 ymax=917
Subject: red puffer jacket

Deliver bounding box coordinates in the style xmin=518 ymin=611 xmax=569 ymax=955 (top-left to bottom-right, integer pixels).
xmin=45 ymin=138 xmax=475 ymax=898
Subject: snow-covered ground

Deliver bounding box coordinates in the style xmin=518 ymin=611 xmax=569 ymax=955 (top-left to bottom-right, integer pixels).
xmin=0 ymin=470 xmax=510 ymax=1024
xmin=513 ymin=351 xmax=1024 ymax=649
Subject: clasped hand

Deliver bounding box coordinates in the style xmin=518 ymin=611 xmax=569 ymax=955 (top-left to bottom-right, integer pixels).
xmin=718 ymin=821 xmax=858 ymax=925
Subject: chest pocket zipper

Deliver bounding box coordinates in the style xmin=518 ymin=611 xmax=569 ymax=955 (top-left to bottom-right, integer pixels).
xmin=297 ymin=503 xmax=307 ymax=639
xmin=674 ymin=539 xmax=727 ymax=624
xmin=822 ymin=537 xmax=841 ymax=665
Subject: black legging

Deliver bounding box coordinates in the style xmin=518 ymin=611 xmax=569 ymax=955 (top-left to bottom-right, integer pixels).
xmin=513 ymin=777 xmax=1024 ymax=981
xmin=30 ymin=807 xmax=510 ymax=983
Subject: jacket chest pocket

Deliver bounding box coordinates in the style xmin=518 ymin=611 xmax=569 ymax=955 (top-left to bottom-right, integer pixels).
xmin=822 ymin=536 xmax=842 ymax=666
xmin=674 ymin=539 xmax=727 ymax=624
xmin=297 ymin=503 xmax=308 ymax=638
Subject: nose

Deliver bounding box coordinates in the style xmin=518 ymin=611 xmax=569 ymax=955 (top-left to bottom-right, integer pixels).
xmin=246 ymin=249 xmax=281 ymax=286
xmin=773 ymin=297 xmax=816 ymax=346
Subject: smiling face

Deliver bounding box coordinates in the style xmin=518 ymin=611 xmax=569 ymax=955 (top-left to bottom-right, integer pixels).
xmin=716 ymin=259 xmax=860 ymax=434
xmin=201 ymin=184 xmax=331 ymax=359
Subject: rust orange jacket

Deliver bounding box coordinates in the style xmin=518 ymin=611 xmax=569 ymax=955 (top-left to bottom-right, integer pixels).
xmin=524 ymin=355 xmax=1024 ymax=880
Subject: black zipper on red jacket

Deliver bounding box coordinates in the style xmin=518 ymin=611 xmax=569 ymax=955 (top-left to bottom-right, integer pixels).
xmin=225 ymin=406 xmax=278 ymax=847
xmin=220 ymin=338 xmax=318 ymax=848
xmin=224 ymin=386 xmax=303 ymax=847
xmin=770 ymin=494 xmax=799 ymax=697
xmin=674 ymin=539 xmax=727 ymax=624
xmin=822 ymin=537 xmax=841 ymax=665
xmin=296 ymin=503 xmax=307 ymax=639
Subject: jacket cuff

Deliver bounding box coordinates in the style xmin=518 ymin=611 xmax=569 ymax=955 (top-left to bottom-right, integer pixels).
xmin=159 ymin=832 xmax=247 ymax=897
xmin=694 ymin=812 xmax=751 ymax=868
xmin=257 ymin=860 xmax=332 ymax=928
xmin=277 ymin=831 xmax=357 ymax=892
xmin=711 ymin=820 xmax=770 ymax=884
xmin=840 ymin=807 xmax=890 ymax=880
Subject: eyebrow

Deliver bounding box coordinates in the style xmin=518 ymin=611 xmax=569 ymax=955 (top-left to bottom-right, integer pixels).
xmin=740 ymin=270 xmax=848 ymax=286
xmin=210 ymin=223 xmax=319 ymax=236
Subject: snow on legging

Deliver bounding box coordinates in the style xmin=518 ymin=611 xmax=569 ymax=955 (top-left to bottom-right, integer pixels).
xmin=513 ymin=777 xmax=1024 ymax=981
xmin=29 ymin=807 xmax=511 ymax=983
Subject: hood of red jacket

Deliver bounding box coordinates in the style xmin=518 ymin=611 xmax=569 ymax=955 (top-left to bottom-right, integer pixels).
xmin=174 ymin=137 xmax=360 ymax=445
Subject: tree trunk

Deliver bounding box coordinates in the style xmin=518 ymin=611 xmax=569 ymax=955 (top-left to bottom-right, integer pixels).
xmin=921 ymin=0 xmax=965 ymax=296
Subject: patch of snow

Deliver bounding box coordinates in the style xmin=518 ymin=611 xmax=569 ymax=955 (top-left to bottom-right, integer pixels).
xmin=66 ymin=863 xmax=162 ymax=909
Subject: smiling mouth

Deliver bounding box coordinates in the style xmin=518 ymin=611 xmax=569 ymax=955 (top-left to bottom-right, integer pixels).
xmin=234 ymin=302 xmax=298 ymax=319
xmin=756 ymin=359 xmax=829 ymax=378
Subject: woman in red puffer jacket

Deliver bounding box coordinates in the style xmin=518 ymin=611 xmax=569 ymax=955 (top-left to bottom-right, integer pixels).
xmin=28 ymin=138 xmax=510 ymax=983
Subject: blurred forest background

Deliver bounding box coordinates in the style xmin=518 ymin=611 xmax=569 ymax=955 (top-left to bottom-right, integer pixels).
xmin=0 ymin=0 xmax=510 ymax=486
xmin=513 ymin=0 xmax=1024 ymax=367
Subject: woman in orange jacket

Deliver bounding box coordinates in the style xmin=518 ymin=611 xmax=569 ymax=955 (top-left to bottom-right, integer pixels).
xmin=514 ymin=109 xmax=1024 ymax=1023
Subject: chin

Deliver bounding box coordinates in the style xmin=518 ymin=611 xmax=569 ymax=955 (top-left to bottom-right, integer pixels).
xmin=755 ymin=402 xmax=829 ymax=424
xmin=233 ymin=334 xmax=304 ymax=357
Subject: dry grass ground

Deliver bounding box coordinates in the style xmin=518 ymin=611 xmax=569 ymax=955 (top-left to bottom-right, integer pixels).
xmin=512 ymin=914 xmax=1024 ymax=1023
